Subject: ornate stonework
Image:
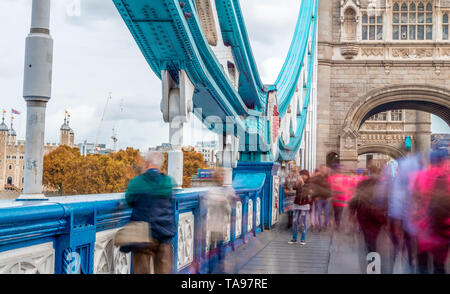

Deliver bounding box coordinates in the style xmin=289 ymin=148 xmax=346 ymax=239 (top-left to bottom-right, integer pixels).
xmin=340 ymin=43 xmax=359 ymax=59
xmin=316 ymin=1 xmax=446 ymax=168
xmin=440 ymin=48 xmax=450 ymax=57
xmin=391 ymin=48 xmax=433 ymax=59
xmin=247 ymin=199 xmax=253 ymax=232
xmin=194 ymin=0 xmax=218 ymax=46
xmin=0 ymin=242 xmax=54 ymax=274
xmin=271 ymin=176 xmax=280 ymax=225
xmin=361 ymin=47 xmax=384 ymax=57
xmin=94 ymin=229 xmax=131 ymax=274
xmin=235 ymin=201 xmax=242 ymax=238
xmin=177 ymin=211 xmax=194 ymax=271
xmin=256 ymin=197 xmax=261 ymax=228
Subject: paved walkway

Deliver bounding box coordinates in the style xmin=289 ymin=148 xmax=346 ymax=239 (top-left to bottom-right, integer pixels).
xmin=225 ymin=213 xmax=332 ymax=274
xmin=237 ymin=230 xmax=332 ymax=274
xmin=227 ymin=213 xmax=450 ymax=274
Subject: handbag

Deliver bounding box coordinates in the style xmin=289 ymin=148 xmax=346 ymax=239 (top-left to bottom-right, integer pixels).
xmin=114 ymin=221 xmax=153 ymax=253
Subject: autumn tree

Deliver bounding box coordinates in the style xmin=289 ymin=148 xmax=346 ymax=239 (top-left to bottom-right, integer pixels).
xmin=43 ymin=145 xmax=81 ymax=194
xmin=43 ymin=146 xmax=144 ymax=195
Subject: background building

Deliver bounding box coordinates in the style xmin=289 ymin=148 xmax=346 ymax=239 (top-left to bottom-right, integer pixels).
xmin=431 ymin=133 xmax=450 ymax=152
xmin=194 ymin=141 xmax=218 ymax=167
xmin=78 ymin=141 xmax=113 ymax=156
xmin=0 ymin=115 xmax=76 ymax=191
xmin=317 ymin=0 xmax=449 ymax=168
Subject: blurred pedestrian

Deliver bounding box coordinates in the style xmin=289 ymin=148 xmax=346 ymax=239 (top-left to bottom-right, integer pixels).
xmin=310 ymin=165 xmax=332 ymax=231
xmin=202 ymin=167 xmax=239 ymax=274
xmin=349 ymin=165 xmax=388 ymax=257
xmin=388 ymin=154 xmax=422 ymax=273
xmin=124 ymin=152 xmax=176 ymax=274
xmin=329 ymin=164 xmax=350 ymax=230
xmin=284 ymin=165 xmax=299 ymax=229
xmin=411 ymin=150 xmax=450 ymax=274
xmin=288 ymin=170 xmax=313 ymax=245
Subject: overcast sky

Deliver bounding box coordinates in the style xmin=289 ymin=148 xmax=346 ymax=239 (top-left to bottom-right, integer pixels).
xmin=0 ymin=0 xmax=448 ymax=152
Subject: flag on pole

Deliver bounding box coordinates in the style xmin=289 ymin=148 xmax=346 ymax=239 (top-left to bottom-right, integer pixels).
xmin=11 ymin=109 xmax=20 ymax=115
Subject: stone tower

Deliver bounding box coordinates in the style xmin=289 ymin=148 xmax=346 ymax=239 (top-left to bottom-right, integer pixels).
xmin=0 ymin=114 xmax=9 ymax=189
xmin=59 ymin=112 xmax=74 ymax=146
xmin=317 ymin=0 xmax=449 ymax=168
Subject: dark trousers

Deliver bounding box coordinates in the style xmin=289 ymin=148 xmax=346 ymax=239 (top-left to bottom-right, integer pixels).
xmin=333 ymin=206 xmax=344 ymax=229
xmin=389 ymin=219 xmax=414 ymax=272
xmin=132 ymin=240 xmax=173 ymax=274
xmin=287 ymin=211 xmax=293 ymax=229
xmin=417 ymin=243 xmax=449 ymax=274
xmin=361 ymin=225 xmax=382 ymax=254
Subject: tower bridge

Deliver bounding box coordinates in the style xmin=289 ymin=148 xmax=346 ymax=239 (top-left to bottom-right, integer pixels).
xmin=0 ymin=0 xmax=319 ymax=274
xmin=0 ymin=0 xmax=448 ymax=274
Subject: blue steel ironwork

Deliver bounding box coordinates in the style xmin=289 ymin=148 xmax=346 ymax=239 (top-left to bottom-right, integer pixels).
xmin=0 ymin=163 xmax=282 ymax=274
xmin=278 ymin=0 xmax=318 ymax=161
xmin=112 ymin=0 xmax=318 ymax=161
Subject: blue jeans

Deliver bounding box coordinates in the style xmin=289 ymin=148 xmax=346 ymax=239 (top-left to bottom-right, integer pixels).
xmin=316 ymin=199 xmax=331 ymax=228
xmin=292 ymin=210 xmax=308 ymax=242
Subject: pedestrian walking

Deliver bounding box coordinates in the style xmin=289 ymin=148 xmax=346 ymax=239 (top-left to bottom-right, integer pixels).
xmin=121 ymin=151 xmax=176 ymax=274
xmin=201 ymin=168 xmax=239 ymax=274
xmin=284 ymin=165 xmax=299 ymax=229
xmin=289 ymin=170 xmax=313 ymax=245
xmin=310 ymin=165 xmax=332 ymax=231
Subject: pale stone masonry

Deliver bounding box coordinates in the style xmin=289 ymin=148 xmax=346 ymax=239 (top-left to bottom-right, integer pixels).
xmin=317 ymin=0 xmax=450 ymax=168
xmin=0 ymin=117 xmax=75 ymax=191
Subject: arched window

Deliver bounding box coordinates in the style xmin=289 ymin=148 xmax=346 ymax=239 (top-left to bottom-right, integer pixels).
xmin=8 ymin=165 xmax=12 ymax=170
xmin=393 ymin=2 xmax=433 ymax=40
xmin=362 ymin=13 xmax=383 ymax=40
xmin=443 ymin=13 xmax=449 ymax=40
xmin=7 ymin=177 xmax=12 ymax=185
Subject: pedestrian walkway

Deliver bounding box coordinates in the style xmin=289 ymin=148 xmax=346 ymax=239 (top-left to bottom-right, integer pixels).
xmin=224 ymin=213 xmax=332 ymax=274
xmin=227 ymin=213 xmax=450 ymax=274
xmin=238 ymin=230 xmax=332 ymax=274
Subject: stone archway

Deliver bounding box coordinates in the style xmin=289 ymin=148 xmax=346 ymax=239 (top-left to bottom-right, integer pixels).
xmin=358 ymin=144 xmax=405 ymax=160
xmin=339 ymin=85 xmax=450 ymax=167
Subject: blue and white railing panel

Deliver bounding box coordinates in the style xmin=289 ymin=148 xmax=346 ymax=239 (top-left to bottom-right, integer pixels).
xmin=93 ymin=229 xmax=131 ymax=274
xmin=0 ymin=163 xmax=281 ymax=274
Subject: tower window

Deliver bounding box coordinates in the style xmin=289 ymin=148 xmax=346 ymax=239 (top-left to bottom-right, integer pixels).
xmin=443 ymin=13 xmax=449 ymax=40
xmin=368 ymin=112 xmax=388 ymax=121
xmin=362 ymin=13 xmax=383 ymax=40
xmin=393 ymin=2 xmax=433 ymax=40
xmin=391 ymin=110 xmax=403 ymax=121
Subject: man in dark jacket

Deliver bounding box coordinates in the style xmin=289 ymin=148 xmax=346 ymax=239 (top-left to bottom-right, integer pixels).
xmin=125 ymin=151 xmax=175 ymax=274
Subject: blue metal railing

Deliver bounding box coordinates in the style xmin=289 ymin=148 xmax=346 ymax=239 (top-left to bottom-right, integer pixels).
xmin=0 ymin=162 xmax=281 ymax=274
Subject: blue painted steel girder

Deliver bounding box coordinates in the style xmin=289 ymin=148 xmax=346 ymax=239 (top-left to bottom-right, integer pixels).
xmin=113 ymin=0 xmax=318 ymax=161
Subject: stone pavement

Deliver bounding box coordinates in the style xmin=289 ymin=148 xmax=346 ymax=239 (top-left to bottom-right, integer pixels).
xmin=237 ymin=230 xmax=332 ymax=274
xmin=226 ymin=213 xmax=450 ymax=274
xmin=225 ymin=213 xmax=332 ymax=274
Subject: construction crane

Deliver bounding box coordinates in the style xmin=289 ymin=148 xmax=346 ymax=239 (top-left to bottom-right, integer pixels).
xmin=111 ymin=127 xmax=118 ymax=151
xmin=110 ymin=98 xmax=124 ymax=152
xmin=95 ymin=92 xmax=112 ymax=150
